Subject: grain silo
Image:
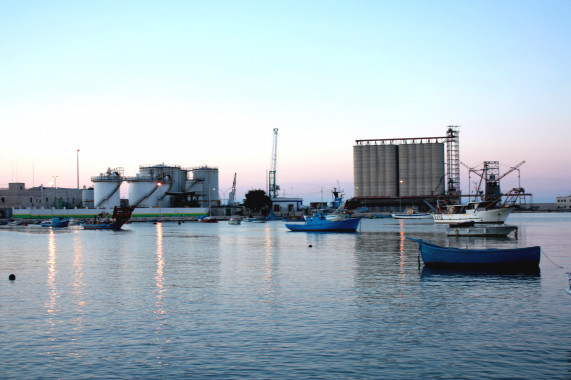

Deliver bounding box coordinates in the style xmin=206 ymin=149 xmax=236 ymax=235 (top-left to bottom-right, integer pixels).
xmin=398 ymin=143 xmax=444 ymax=197
xmin=353 ymin=145 xmax=364 ymax=197
xmin=378 ymin=144 xmax=399 ymax=197
xmin=354 ymin=128 xmax=456 ymax=211
xmin=91 ymin=167 xmax=123 ymax=209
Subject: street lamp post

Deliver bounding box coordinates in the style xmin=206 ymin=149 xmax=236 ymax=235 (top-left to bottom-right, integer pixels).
xmin=52 ymin=176 xmax=58 ymax=210
xmin=76 ymin=149 xmax=80 ymax=188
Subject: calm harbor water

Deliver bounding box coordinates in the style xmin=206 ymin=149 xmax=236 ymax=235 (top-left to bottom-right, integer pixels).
xmin=2 ymin=213 xmax=571 ymax=379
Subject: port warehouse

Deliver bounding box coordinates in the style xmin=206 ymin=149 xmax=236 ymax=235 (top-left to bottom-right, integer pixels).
xmin=353 ymin=126 xmax=460 ymax=212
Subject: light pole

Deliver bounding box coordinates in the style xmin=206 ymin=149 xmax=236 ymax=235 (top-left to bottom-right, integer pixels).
xmin=76 ymin=149 xmax=80 ymax=188
xmin=52 ymin=176 xmax=58 ymax=209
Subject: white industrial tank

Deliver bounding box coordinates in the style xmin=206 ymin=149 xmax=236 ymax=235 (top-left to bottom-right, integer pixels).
xmin=91 ymin=168 xmax=123 ymax=209
xmin=82 ymin=188 xmax=94 ymax=209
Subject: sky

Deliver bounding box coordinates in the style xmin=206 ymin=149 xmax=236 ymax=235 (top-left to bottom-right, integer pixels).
xmin=1 ymin=0 xmax=570 ymax=203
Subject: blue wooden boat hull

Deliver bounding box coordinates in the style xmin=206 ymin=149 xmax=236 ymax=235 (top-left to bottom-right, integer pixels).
xmin=407 ymin=238 xmax=540 ymax=268
xmin=83 ymin=222 xmax=125 ymax=230
xmin=286 ymin=217 xmax=360 ymax=232
xmin=41 ymin=218 xmax=70 ymax=227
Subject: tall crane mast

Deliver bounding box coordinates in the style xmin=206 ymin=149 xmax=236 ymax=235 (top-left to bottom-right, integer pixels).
xmin=269 ymin=128 xmax=279 ymax=199
xmin=229 ymin=173 xmax=237 ymax=205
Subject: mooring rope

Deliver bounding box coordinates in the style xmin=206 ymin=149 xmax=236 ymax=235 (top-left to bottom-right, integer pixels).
xmin=541 ymin=249 xmax=564 ymax=269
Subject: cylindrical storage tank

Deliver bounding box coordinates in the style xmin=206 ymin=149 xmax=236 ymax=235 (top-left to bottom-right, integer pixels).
xmin=353 ymin=145 xmax=364 ymax=197
xmin=430 ymin=143 xmax=445 ymax=195
xmin=383 ymin=144 xmax=399 ymax=197
xmin=375 ymin=145 xmax=384 ymax=196
xmin=415 ymin=144 xmax=425 ymax=196
xmin=128 ymin=179 xmax=160 ymax=207
xmin=360 ymin=145 xmax=371 ymax=197
xmin=398 ymin=144 xmax=410 ymax=196
xmin=368 ymin=144 xmax=378 ymax=198
xmin=422 ymin=144 xmax=432 ymax=195
xmin=92 ymin=169 xmax=123 ymax=209
xmin=82 ymin=189 xmax=94 ymax=209
xmin=192 ymin=167 xmax=219 ymax=207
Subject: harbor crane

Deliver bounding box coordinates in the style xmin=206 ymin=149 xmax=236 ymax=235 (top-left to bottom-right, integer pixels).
xmin=269 ymin=128 xmax=280 ymax=199
xmin=460 ymin=160 xmax=526 ymax=203
xmin=229 ymin=173 xmax=237 ymax=205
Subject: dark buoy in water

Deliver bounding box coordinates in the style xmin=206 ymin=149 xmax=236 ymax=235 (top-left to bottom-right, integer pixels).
xmin=9 ymin=274 xmax=16 ymax=281
xmin=309 ymin=244 xmax=312 ymax=248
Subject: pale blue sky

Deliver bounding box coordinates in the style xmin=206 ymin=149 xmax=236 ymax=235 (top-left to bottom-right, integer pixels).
xmin=1 ymin=0 xmax=570 ymax=202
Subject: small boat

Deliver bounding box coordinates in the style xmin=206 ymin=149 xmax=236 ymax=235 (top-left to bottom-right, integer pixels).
xmin=285 ymin=213 xmax=360 ymax=232
xmin=247 ymin=217 xmax=267 ymax=223
xmin=198 ymin=216 xmax=218 ymax=223
xmin=432 ymin=201 xmax=514 ymax=224
xmin=228 ymin=217 xmax=241 ymax=225
xmin=83 ymin=206 xmax=134 ymax=231
xmin=566 ymin=273 xmax=571 ymax=295
xmin=391 ymin=213 xmax=433 ymax=220
xmin=41 ymin=217 xmax=70 ymax=228
xmin=407 ymin=238 xmax=540 ymax=268
xmin=446 ymin=224 xmax=518 ymax=237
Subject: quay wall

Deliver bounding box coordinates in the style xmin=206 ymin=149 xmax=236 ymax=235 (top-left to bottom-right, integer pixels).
xmin=11 ymin=207 xmax=208 ymax=219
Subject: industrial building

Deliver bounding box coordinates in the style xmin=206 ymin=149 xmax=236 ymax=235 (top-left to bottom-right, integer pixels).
xmin=92 ymin=164 xmax=220 ymax=209
xmin=353 ymin=126 xmax=460 ymax=212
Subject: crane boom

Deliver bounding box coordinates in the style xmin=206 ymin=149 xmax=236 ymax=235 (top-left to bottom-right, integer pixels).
xmin=499 ymin=160 xmax=525 ymax=180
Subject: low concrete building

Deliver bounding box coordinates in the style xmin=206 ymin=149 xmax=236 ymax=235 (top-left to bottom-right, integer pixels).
xmin=0 ymin=182 xmax=85 ymax=209
xmin=271 ymin=197 xmax=304 ymax=217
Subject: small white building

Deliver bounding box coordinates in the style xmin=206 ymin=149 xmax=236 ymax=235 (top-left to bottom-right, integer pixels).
xmin=556 ymin=195 xmax=571 ymax=209
xmin=271 ymin=197 xmax=304 ymax=216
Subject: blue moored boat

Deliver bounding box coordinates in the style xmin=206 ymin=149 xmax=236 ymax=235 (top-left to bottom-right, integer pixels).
xmin=407 ymin=238 xmax=540 ymax=268
xmin=285 ymin=213 xmax=360 ymax=232
xmin=41 ymin=217 xmax=70 ymax=228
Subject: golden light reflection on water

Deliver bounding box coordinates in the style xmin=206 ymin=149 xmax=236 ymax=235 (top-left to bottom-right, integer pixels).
xmin=398 ymin=220 xmax=406 ymax=278
xmin=73 ymin=231 xmax=85 ymax=311
xmin=154 ymin=223 xmax=168 ymax=366
xmin=155 ymin=223 xmax=165 ymax=317
xmin=46 ymin=229 xmax=57 ymax=316
xmin=263 ymin=226 xmax=274 ymax=296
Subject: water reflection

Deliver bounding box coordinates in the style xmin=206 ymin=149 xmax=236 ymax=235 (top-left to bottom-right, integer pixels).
xmin=263 ymin=226 xmax=275 ymax=297
xmin=154 ymin=223 xmax=168 ymax=368
xmin=420 ymin=265 xmax=541 ymax=279
xmin=46 ymin=229 xmax=57 ymax=316
xmin=72 ymin=231 xmax=85 ymax=319
xmin=155 ymin=223 xmax=165 ymax=318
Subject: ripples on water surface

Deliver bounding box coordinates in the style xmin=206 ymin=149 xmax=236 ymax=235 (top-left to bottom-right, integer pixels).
xmin=2 ymin=213 xmax=571 ymax=379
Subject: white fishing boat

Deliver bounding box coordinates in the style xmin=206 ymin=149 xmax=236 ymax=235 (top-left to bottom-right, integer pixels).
xmin=228 ymin=217 xmax=241 ymax=225
xmin=391 ymin=213 xmax=433 ymax=220
xmin=432 ymin=201 xmax=514 ymax=224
